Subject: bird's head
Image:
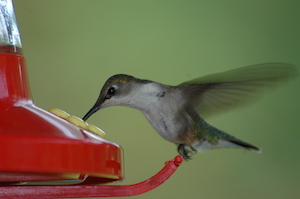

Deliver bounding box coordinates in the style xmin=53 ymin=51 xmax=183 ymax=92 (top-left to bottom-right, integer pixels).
xmin=82 ymin=74 xmax=152 ymax=121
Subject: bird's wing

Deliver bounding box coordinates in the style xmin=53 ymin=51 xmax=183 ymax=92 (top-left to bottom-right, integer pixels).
xmin=177 ymin=63 xmax=298 ymax=118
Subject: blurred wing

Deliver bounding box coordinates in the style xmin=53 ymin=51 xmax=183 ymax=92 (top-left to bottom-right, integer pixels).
xmin=178 ymin=63 xmax=298 ymax=118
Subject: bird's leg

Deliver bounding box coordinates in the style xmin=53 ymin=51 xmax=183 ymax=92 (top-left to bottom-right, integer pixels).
xmin=177 ymin=144 xmax=197 ymax=160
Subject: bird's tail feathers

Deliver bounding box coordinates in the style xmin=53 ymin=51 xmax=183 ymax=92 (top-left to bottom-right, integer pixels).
xmin=192 ymin=129 xmax=261 ymax=153
xmin=229 ymin=138 xmax=262 ymax=153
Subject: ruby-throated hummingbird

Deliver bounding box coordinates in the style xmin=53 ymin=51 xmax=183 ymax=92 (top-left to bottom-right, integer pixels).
xmin=82 ymin=63 xmax=298 ymax=160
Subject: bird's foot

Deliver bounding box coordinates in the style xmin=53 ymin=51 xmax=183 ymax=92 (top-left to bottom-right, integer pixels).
xmin=177 ymin=144 xmax=197 ymax=160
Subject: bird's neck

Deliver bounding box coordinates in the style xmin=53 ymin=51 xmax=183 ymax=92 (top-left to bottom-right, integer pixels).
xmin=125 ymin=82 xmax=167 ymax=112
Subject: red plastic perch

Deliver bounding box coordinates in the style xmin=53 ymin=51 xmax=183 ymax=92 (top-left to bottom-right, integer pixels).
xmin=0 ymin=155 xmax=183 ymax=198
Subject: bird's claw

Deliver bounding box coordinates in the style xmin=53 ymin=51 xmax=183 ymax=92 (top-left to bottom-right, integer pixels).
xmin=177 ymin=144 xmax=197 ymax=160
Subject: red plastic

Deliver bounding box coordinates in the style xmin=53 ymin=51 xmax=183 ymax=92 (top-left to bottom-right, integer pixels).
xmin=0 ymin=50 xmax=123 ymax=184
xmin=0 ymin=1 xmax=184 ymax=196
xmin=0 ymin=156 xmax=183 ymax=198
xmin=0 ymin=46 xmax=184 ymax=197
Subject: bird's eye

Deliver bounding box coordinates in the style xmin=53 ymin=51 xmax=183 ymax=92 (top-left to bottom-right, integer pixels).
xmin=107 ymin=87 xmax=116 ymax=95
xmin=105 ymin=85 xmax=118 ymax=99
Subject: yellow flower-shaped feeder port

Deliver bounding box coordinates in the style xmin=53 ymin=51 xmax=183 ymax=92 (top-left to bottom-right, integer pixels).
xmin=49 ymin=108 xmax=106 ymax=138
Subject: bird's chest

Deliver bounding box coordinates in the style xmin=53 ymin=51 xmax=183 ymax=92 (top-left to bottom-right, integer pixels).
xmin=142 ymin=103 xmax=184 ymax=143
xmin=134 ymin=85 xmax=188 ymax=143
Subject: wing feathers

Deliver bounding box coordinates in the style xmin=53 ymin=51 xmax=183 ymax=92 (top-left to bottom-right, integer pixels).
xmin=178 ymin=63 xmax=298 ymax=118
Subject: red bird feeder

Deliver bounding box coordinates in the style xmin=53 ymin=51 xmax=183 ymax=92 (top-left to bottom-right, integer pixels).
xmin=0 ymin=1 xmax=183 ymax=198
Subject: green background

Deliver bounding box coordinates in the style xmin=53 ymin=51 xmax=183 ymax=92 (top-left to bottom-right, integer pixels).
xmin=14 ymin=1 xmax=300 ymax=199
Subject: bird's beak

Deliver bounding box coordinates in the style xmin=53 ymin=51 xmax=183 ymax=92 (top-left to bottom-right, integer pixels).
xmin=82 ymin=104 xmax=101 ymax=121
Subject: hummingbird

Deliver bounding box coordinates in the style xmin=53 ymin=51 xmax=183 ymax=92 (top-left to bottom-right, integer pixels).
xmin=82 ymin=63 xmax=298 ymax=160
